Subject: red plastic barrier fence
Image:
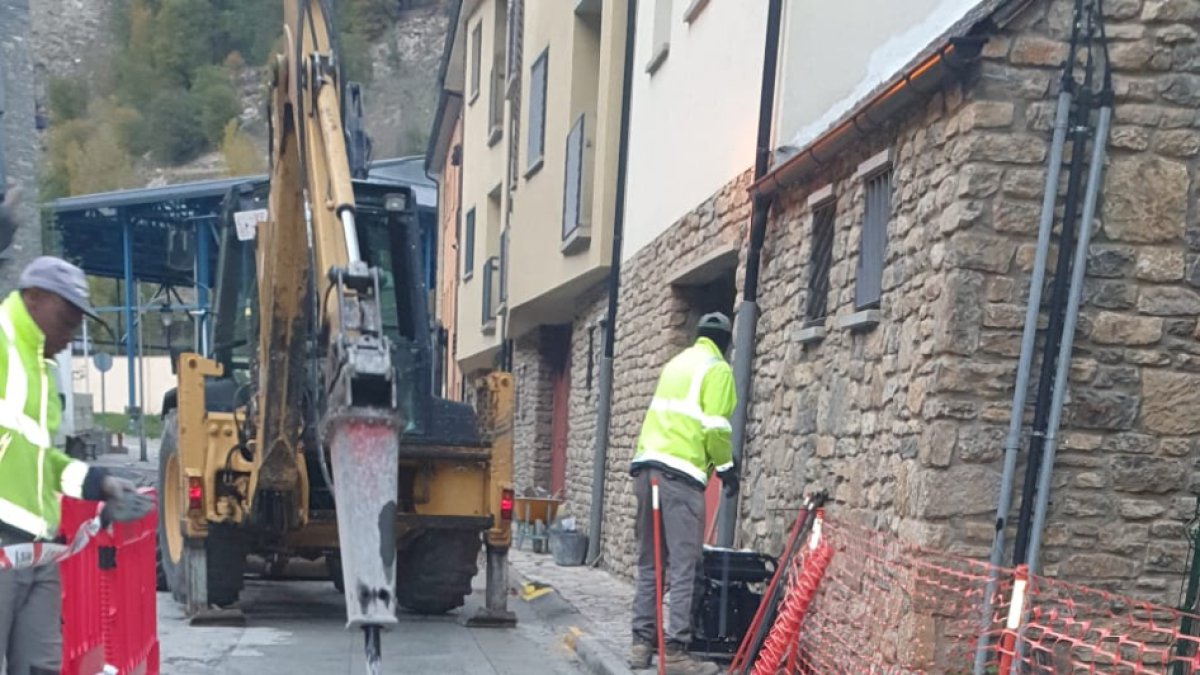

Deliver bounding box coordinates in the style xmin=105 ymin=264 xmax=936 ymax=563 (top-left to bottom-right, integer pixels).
xmin=60 ymin=493 xmax=159 ymax=675
xmin=762 ymin=516 xmax=1200 ymax=673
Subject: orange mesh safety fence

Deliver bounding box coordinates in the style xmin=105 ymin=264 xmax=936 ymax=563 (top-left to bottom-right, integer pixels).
xmin=742 ymin=517 xmax=1200 ymax=674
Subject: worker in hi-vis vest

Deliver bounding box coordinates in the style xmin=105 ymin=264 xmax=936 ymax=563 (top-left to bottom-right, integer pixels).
xmin=628 ymin=312 xmax=739 ymax=675
xmin=0 ymin=247 xmax=152 ymax=673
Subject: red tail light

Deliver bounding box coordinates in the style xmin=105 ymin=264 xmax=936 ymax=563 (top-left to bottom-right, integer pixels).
xmin=188 ymin=477 xmax=203 ymax=513
xmin=500 ymin=489 xmax=514 ymax=521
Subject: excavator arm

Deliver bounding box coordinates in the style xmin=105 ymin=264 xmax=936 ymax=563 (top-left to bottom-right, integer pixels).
xmin=257 ymin=1 xmax=401 ymax=668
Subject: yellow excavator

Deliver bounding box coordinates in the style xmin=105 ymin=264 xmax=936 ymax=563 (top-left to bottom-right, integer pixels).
xmin=154 ymin=1 xmax=516 ymax=669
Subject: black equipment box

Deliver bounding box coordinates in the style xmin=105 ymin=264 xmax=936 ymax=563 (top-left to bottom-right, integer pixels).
xmin=689 ymin=547 xmax=777 ymax=657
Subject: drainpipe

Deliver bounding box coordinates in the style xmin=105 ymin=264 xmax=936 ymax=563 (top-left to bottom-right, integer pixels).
xmin=586 ymin=0 xmax=638 ymax=566
xmin=716 ymin=0 xmax=784 ymax=549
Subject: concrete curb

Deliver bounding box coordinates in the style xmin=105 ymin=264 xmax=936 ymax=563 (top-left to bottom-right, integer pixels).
xmin=507 ymin=563 xmax=635 ymax=675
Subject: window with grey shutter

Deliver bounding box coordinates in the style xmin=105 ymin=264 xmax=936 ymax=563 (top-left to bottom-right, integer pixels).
xmin=562 ymin=115 xmax=585 ymax=241
xmin=807 ymin=199 xmax=836 ymax=323
xmin=464 ymin=208 xmax=476 ymax=280
xmin=499 ymin=229 xmax=509 ymax=304
xmin=855 ymin=167 xmax=891 ymax=310
xmin=470 ymin=23 xmax=482 ymax=103
xmin=527 ymin=49 xmax=548 ymax=172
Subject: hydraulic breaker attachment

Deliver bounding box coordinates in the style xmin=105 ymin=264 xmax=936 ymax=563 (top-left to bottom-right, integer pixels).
xmin=321 ymin=261 xmax=402 ymax=669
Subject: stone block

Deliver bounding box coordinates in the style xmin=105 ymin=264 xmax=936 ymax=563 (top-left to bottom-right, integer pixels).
xmin=993 ymin=199 xmax=1042 ymax=235
xmin=1061 ymin=494 xmax=1112 ymax=517
xmin=1071 ymin=389 xmax=1139 ymax=430
xmin=1142 ymin=370 xmax=1200 ymax=433
xmin=1138 ymin=287 xmax=1200 ymax=315
xmin=957 ymin=164 xmax=1003 ymax=198
xmin=1110 ymin=125 xmax=1152 ymax=151
xmin=1010 ymin=36 xmax=1069 ymax=66
xmin=1090 ymin=311 xmax=1164 ymax=345
xmin=1111 ymin=455 xmax=1188 ymax=493
xmin=956 ymin=425 xmax=1006 ymax=463
xmin=1155 ymin=129 xmax=1200 ymax=158
xmin=1062 ymin=553 xmax=1139 ymax=578
xmin=1136 ymin=247 xmax=1186 ymax=281
xmin=1159 ymin=24 xmax=1199 ymax=43
xmin=911 ymin=465 xmax=1000 ymax=518
xmin=1120 ymin=498 xmax=1167 ymax=519
xmin=919 ymin=421 xmax=957 ymax=468
xmin=961 ymin=101 xmax=1016 ymax=130
xmin=1088 ymin=245 xmax=1137 ymax=278
xmin=1075 ymin=471 xmax=1108 ymax=489
xmin=1093 ymin=365 xmax=1140 ymax=388
xmin=1101 ymin=523 xmax=1151 ymax=555
xmin=1002 ymin=168 xmax=1046 ymax=200
xmin=1146 ymin=541 xmax=1188 ymax=572
xmin=1086 ymin=281 xmax=1138 ymax=310
xmin=967 ymin=133 xmax=1048 ymax=164
xmin=1102 ymin=156 xmax=1188 ymax=242
xmin=1109 ymin=41 xmax=1156 ymax=70
xmin=1124 ymin=349 xmax=1173 ymax=366
xmin=983 ymin=304 xmax=1026 ymax=329
xmin=946 ymin=232 xmax=1015 ymax=273
xmin=1161 ymin=74 xmax=1200 ymax=106
xmin=1159 ymin=437 xmax=1194 ymax=456
xmin=1143 ymin=0 xmax=1200 ymax=21
xmin=1105 ymin=0 xmax=1143 ymax=20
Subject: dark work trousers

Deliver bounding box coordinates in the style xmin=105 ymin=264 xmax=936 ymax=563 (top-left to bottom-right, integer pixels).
xmin=631 ymin=466 xmax=706 ymax=647
xmin=0 ymin=564 xmax=62 ymax=674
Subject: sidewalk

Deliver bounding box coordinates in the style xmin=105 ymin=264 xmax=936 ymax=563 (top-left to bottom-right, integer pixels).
xmin=509 ymin=547 xmax=636 ymax=673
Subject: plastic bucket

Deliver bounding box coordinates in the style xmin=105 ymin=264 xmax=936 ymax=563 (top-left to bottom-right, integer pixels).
xmin=549 ymin=530 xmax=588 ymax=567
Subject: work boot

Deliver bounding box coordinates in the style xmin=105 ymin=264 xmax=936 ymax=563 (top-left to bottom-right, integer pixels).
xmin=662 ymin=643 xmax=719 ymax=675
xmin=628 ymin=640 xmax=653 ymax=670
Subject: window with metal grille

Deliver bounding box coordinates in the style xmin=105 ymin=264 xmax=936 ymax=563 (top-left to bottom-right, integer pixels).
xmin=470 ymin=22 xmax=482 ymax=102
xmin=463 ymin=208 xmax=476 ymax=280
xmin=855 ymin=166 xmax=892 ymax=310
xmin=562 ymin=115 xmax=585 ymax=241
xmin=806 ymin=199 xmax=836 ymax=324
xmin=527 ymin=49 xmax=548 ymax=172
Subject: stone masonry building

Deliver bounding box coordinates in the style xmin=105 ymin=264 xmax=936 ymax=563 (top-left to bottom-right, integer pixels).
xmin=544 ymin=0 xmax=1200 ymax=624
xmin=0 ymin=0 xmax=43 ymax=289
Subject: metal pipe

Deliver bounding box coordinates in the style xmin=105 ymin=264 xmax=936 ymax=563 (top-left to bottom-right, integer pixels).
xmin=717 ymin=0 xmax=784 ymax=549
xmin=973 ymin=2 xmax=1083 ymax=667
xmin=971 ymin=86 xmax=1073 ymax=675
xmin=586 ymin=0 xmax=637 ymax=565
xmin=340 ymin=209 xmax=361 ymax=263
xmin=1014 ymin=20 xmax=1096 ymax=567
xmin=1026 ymin=102 xmax=1110 ymax=574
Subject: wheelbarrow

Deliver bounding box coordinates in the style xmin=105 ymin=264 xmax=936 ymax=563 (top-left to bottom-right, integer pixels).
xmin=513 ymin=496 xmax=562 ymax=553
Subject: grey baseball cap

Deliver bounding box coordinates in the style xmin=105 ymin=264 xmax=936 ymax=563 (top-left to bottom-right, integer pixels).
xmin=18 ymin=256 xmax=100 ymax=320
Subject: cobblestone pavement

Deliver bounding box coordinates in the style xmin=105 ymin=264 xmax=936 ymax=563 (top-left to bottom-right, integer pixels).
xmin=509 ymin=547 xmax=635 ymax=657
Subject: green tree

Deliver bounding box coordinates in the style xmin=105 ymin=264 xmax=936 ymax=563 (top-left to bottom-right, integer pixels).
xmin=46 ymin=78 xmax=90 ymax=124
xmin=220 ymin=120 xmax=265 ymax=176
xmin=150 ymin=0 xmax=220 ymax=87
xmin=146 ymin=90 xmax=206 ymax=164
xmin=191 ymin=66 xmax=241 ymax=145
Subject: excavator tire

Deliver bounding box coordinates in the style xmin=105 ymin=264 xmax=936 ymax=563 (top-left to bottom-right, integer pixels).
xmin=395 ymin=530 xmax=482 ymax=615
xmin=156 ymin=411 xmax=248 ymax=607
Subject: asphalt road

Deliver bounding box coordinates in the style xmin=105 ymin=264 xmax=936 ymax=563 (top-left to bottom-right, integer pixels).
xmin=157 ymin=571 xmax=586 ymax=675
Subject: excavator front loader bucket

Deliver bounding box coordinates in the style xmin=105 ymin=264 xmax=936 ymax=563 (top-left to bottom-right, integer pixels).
xmin=326 ymin=410 xmax=402 ymax=630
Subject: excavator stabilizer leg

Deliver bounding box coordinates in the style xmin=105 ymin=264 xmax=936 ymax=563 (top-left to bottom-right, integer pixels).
xmin=465 ymin=544 xmax=516 ymax=627
xmin=327 ymin=411 xmax=402 ymax=631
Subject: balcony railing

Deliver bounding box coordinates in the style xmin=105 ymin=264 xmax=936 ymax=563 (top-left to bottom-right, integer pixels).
xmin=481 ymin=256 xmax=500 ymax=331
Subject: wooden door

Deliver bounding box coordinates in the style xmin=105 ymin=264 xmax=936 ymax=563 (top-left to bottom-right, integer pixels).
xmin=549 ymin=357 xmax=570 ymax=498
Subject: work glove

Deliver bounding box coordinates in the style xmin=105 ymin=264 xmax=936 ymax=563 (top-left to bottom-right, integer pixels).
xmin=100 ymin=475 xmax=155 ymax=524
xmin=718 ymin=469 xmax=739 ymax=498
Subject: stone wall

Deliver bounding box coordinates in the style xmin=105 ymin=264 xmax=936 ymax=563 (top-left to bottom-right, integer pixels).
xmin=733 ymin=0 xmax=1200 ymax=610
xmin=0 ymin=0 xmax=43 ymax=290
xmin=563 ymin=283 xmax=607 ymax=521
xmin=594 ymin=171 xmax=752 ymax=572
xmin=513 ymin=330 xmax=554 ymax=495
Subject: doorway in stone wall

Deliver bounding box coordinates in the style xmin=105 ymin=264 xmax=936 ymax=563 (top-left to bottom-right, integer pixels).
xmin=544 ymin=325 xmax=572 ymax=498
xmin=669 ymin=248 xmax=738 ymax=544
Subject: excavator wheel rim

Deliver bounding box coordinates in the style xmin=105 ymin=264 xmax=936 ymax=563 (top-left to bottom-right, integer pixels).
xmin=164 ymin=451 xmax=184 ymax=565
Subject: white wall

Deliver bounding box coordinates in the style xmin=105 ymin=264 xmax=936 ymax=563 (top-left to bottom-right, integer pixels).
xmin=776 ymin=0 xmax=983 ymax=151
xmin=621 ymin=0 xmax=766 ymax=262
xmin=69 ymin=355 xmax=176 ymax=416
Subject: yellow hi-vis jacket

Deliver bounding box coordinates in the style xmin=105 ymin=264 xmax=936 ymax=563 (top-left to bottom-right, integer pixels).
xmin=0 ymin=292 xmax=105 ymax=540
xmin=631 ymin=337 xmax=736 ymax=486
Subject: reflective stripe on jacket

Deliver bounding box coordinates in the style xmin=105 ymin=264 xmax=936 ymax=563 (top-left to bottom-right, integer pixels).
xmin=0 ymin=292 xmax=94 ymax=539
xmin=631 ymin=337 xmax=736 ymax=486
